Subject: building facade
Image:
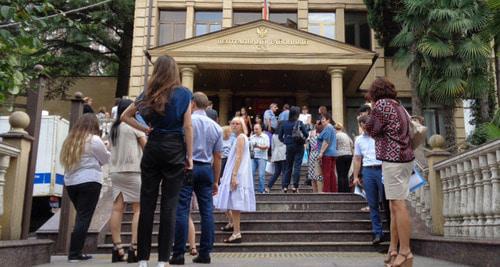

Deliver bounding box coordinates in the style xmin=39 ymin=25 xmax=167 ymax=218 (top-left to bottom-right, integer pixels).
xmin=130 ymin=0 xmax=466 ymax=140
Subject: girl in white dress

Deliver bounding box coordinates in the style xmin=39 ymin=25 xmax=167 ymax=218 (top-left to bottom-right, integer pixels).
xmin=214 ymin=116 xmax=256 ymax=243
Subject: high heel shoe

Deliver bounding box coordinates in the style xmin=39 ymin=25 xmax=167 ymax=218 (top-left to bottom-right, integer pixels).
xmin=111 ymin=243 xmax=126 ymax=262
xmin=127 ymin=243 xmax=138 ymax=263
xmin=384 ymin=249 xmax=397 ymax=264
xmin=220 ymin=223 xmax=234 ymax=232
xmin=391 ymin=251 xmax=413 ymax=267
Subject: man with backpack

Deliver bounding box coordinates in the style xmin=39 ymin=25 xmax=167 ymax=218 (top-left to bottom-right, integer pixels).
xmin=317 ymin=112 xmax=338 ymax=193
xmin=278 ymin=106 xmax=308 ymax=193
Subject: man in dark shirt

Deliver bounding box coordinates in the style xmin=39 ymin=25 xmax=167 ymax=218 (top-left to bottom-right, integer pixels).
xmin=205 ymin=100 xmax=219 ymax=123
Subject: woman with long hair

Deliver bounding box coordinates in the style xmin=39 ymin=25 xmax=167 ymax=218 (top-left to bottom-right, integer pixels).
xmin=240 ymin=107 xmax=252 ymax=136
xmin=121 ymin=55 xmax=193 ymax=267
xmin=307 ymin=121 xmax=324 ymax=192
xmin=60 ymin=114 xmax=110 ymax=262
xmin=278 ymin=106 xmax=308 ymax=193
xmin=365 ymin=77 xmax=415 ymax=267
xmin=214 ymin=117 xmax=256 ymax=243
xmin=108 ymin=99 xmax=147 ymax=263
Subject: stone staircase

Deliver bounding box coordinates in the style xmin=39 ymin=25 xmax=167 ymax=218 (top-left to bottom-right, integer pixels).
xmin=97 ymin=167 xmax=388 ymax=253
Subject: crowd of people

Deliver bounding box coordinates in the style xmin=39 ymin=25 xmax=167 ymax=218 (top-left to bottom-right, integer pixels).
xmin=60 ymin=55 xmax=417 ymax=267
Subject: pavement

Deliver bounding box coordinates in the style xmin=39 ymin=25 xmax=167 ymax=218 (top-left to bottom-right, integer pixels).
xmin=37 ymin=252 xmax=469 ymax=267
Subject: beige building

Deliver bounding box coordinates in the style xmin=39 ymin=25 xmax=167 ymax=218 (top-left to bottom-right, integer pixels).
xmin=130 ymin=0 xmax=466 ymax=140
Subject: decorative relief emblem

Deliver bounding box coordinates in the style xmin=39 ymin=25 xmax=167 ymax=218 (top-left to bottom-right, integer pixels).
xmin=256 ymin=26 xmax=268 ymax=38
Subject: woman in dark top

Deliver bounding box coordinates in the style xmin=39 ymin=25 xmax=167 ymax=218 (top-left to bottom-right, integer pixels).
xmin=121 ymin=55 xmax=193 ymax=267
xmin=279 ymin=106 xmax=308 ymax=193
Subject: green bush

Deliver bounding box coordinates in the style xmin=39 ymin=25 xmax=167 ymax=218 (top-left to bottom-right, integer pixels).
xmin=469 ymin=108 xmax=500 ymax=145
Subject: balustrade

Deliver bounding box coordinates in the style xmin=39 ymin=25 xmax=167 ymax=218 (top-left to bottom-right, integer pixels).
xmin=433 ymin=139 xmax=500 ymax=239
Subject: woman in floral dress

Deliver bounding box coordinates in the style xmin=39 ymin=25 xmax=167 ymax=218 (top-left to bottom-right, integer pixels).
xmin=307 ymin=121 xmax=324 ymax=192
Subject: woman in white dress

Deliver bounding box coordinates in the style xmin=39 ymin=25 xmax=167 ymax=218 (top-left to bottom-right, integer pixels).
xmin=214 ymin=116 xmax=256 ymax=243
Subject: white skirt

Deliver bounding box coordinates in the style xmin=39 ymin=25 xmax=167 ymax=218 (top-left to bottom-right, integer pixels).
xmin=110 ymin=172 xmax=141 ymax=203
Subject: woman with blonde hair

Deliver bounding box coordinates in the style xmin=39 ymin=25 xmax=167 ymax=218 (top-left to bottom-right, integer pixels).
xmin=108 ymin=99 xmax=147 ymax=263
xmin=335 ymin=122 xmax=353 ymax=193
xmin=60 ymin=114 xmax=110 ymax=262
xmin=121 ymin=55 xmax=193 ymax=267
xmin=214 ymin=116 xmax=256 ymax=243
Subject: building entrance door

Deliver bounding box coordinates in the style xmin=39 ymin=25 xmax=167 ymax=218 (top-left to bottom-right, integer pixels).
xmin=230 ymin=96 xmax=296 ymax=123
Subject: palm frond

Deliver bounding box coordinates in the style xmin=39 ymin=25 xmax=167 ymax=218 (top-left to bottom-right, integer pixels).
xmin=391 ymin=27 xmax=415 ymax=48
xmin=418 ymin=36 xmax=453 ymax=57
xmin=392 ymin=48 xmax=415 ymax=69
xmin=465 ymin=74 xmax=489 ymax=98
xmin=443 ymin=60 xmax=465 ymax=77
xmin=431 ymin=77 xmax=466 ymax=104
xmin=457 ymin=36 xmax=491 ymax=59
xmin=444 ymin=18 xmax=475 ymax=33
xmin=429 ymin=8 xmax=458 ymax=21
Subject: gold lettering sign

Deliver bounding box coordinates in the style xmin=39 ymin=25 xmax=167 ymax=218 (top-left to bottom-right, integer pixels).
xmin=217 ymin=26 xmax=309 ymax=51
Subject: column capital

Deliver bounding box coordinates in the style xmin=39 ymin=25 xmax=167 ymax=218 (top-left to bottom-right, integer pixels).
xmin=186 ymin=0 xmax=195 ymax=7
xmin=218 ymin=89 xmax=233 ymax=98
xmin=180 ymin=65 xmax=197 ymax=73
xmin=327 ymin=66 xmax=346 ymax=76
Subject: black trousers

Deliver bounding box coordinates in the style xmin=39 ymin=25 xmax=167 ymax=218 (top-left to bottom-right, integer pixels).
xmin=66 ymin=182 xmax=102 ymax=258
xmin=336 ymin=155 xmax=353 ymax=193
xmin=137 ymin=133 xmax=186 ymax=262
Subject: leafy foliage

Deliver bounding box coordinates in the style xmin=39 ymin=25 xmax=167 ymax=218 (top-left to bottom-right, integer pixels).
xmin=468 ymin=108 xmax=500 ymax=145
xmin=0 ymin=0 xmax=135 ymax=105
xmin=363 ymin=0 xmax=403 ymax=56
xmin=392 ymin=0 xmax=493 ymax=148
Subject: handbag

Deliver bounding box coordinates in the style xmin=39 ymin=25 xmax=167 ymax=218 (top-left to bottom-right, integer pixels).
xmin=403 ymin=108 xmax=428 ymax=149
xmin=409 ymin=165 xmax=427 ymax=192
xmin=265 ymin=161 xmax=275 ymax=174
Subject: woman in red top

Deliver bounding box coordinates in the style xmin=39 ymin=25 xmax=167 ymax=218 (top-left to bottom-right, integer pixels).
xmin=365 ymin=77 xmax=415 ymax=267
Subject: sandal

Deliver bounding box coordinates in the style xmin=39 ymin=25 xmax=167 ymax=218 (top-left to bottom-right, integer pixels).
xmin=223 ymin=233 xmax=242 ymax=243
xmin=111 ymin=242 xmax=126 ymax=262
xmin=127 ymin=243 xmax=138 ymax=263
xmin=389 ymin=251 xmax=413 ymax=267
xmin=189 ymin=247 xmax=198 ymax=256
xmin=220 ymin=223 xmax=234 ymax=232
xmin=384 ymin=249 xmax=398 ymax=264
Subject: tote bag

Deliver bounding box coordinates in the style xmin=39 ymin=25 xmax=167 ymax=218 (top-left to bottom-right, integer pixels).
xmin=409 ymin=164 xmax=427 ymax=192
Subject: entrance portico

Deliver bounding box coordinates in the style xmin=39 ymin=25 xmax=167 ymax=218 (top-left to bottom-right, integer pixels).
xmin=147 ymin=20 xmax=376 ymax=127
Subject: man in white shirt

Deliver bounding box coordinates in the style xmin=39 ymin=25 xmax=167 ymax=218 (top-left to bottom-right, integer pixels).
xmin=352 ymin=115 xmax=386 ymax=245
xmin=250 ymin=123 xmax=270 ymax=193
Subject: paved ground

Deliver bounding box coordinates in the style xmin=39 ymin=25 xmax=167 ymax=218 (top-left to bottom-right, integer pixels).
xmin=37 ymin=252 xmax=469 ymax=267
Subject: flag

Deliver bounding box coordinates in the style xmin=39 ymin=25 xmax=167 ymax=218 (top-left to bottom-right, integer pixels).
xmin=263 ymin=0 xmax=270 ymax=20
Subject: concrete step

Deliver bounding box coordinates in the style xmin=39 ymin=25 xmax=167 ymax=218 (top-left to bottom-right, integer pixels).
xmin=122 ymin=210 xmax=380 ymax=221
xmin=97 ymin=241 xmax=389 ymax=253
xmin=117 ymin=219 xmax=382 ymax=232
xmin=135 ymin=201 xmax=369 ymax=212
xmin=103 ymin=230 xmax=388 ymax=244
xmin=255 ymin=193 xmax=363 ymax=201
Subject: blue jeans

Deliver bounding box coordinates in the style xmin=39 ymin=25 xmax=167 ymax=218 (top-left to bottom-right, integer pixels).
xmin=362 ymin=167 xmax=385 ymax=236
xmin=284 ymin=144 xmax=304 ymax=189
xmin=268 ymin=160 xmax=285 ymax=189
xmin=252 ymin=158 xmax=267 ymax=193
xmin=172 ymin=163 xmax=214 ymax=258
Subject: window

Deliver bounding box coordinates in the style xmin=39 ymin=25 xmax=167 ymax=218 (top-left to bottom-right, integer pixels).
xmin=270 ymin=12 xmax=297 ymax=28
xmin=158 ymin=11 xmax=186 ymax=45
xmin=233 ymin=11 xmax=262 ymax=26
xmin=308 ymin=13 xmax=335 ymax=39
xmin=345 ymin=12 xmax=371 ymax=50
xmin=195 ymin=11 xmax=222 ymax=36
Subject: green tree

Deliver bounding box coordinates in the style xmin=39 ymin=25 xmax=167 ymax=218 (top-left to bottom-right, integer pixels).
xmin=39 ymin=0 xmax=135 ymax=97
xmin=488 ymin=0 xmax=500 ymax=101
xmin=0 ymin=1 xmax=52 ymax=103
xmin=392 ymin=0 xmax=492 ymax=150
xmin=363 ymin=0 xmax=403 ymax=57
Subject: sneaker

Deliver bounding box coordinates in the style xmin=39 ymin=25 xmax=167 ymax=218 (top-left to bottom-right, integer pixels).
xmin=138 ymin=260 xmax=148 ymax=267
xmin=68 ymin=254 xmax=92 ymax=262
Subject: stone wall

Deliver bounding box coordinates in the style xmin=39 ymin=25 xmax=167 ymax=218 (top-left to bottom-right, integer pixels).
xmin=43 ymin=77 xmax=117 ymax=120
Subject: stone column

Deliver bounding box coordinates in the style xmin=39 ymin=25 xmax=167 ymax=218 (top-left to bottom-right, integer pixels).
xmin=222 ymin=0 xmax=232 ymax=28
xmin=442 ymin=167 xmax=450 ymax=236
xmin=490 ymin=150 xmax=500 ymax=238
xmin=328 ymin=67 xmax=346 ymax=126
xmin=297 ymin=0 xmax=309 ymax=31
xmin=426 ymin=135 xmax=450 ymax=235
xmin=185 ymin=1 xmax=195 ymax=38
xmin=335 ymin=8 xmax=345 ymax=42
xmin=472 ymin=157 xmax=484 ymax=238
xmin=480 ymin=154 xmax=494 ymax=237
xmin=218 ymin=89 xmax=233 ymax=126
xmin=295 ymin=90 xmax=309 ymax=108
xmin=180 ymin=66 xmax=196 ymax=91
xmin=464 ymin=159 xmax=475 ymax=237
xmin=0 ymin=111 xmax=32 ymax=240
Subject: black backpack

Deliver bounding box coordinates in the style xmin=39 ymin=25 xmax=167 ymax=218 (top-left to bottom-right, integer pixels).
xmin=292 ymin=121 xmax=306 ymax=145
